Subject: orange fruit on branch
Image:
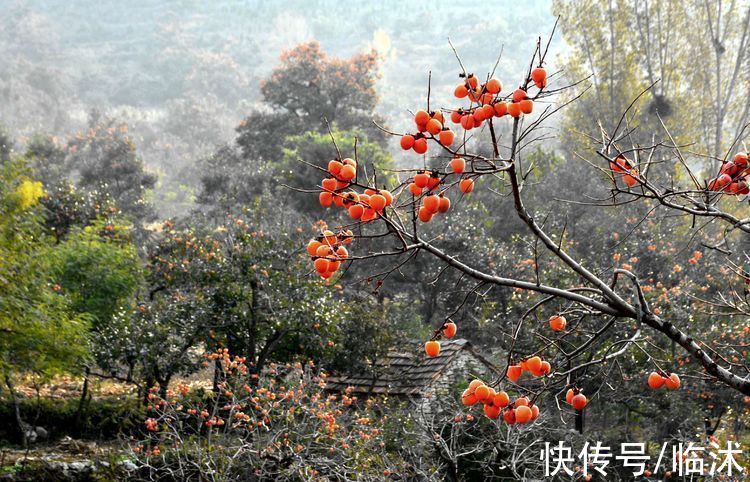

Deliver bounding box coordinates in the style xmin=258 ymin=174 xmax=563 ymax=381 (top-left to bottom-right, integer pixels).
xmin=571 ymin=393 xmax=588 ymax=411
xmin=425 ymin=340 xmax=440 ymax=357
xmin=515 ymin=405 xmax=532 ymax=424
xmin=418 ymin=206 xmax=433 ymax=223
xmin=414 ymin=110 xmax=430 ymax=126
xmin=486 ymin=78 xmax=502 ymax=94
xmin=549 ymin=315 xmax=567 ymax=331
xmin=450 ymin=157 xmax=466 ymax=174
xmin=319 ymin=191 xmax=333 ymax=207
xmin=512 ymin=88 xmax=527 ymax=102
xmin=459 ymin=178 xmax=475 ymax=194
xmin=647 ymin=371 xmax=666 ymax=389
xmin=400 ymin=134 xmax=415 ymax=150
xmin=443 ymin=321 xmax=457 ymax=338
xmin=665 ymin=373 xmax=681 ymax=390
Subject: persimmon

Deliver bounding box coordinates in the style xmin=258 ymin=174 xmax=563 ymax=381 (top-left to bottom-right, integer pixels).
xmin=515 ymin=405 xmax=532 ymax=424
xmin=361 ymin=208 xmax=377 ymax=222
xmin=414 ymin=110 xmax=430 ymax=126
xmin=424 ymin=194 xmax=440 ymax=213
xmin=413 ymin=138 xmax=428 ymax=154
xmin=426 ymin=176 xmax=440 ymax=192
xmin=333 ymin=194 xmax=345 ymax=207
xmin=482 ymin=104 xmax=495 ymax=119
xmin=409 ymin=183 xmax=422 ymax=196
xmin=414 ymin=172 xmax=430 ymax=188
xmin=507 ymin=364 xmax=523 ymax=381
xmin=342 ymin=229 xmax=354 ymax=244
xmin=320 ymin=271 xmax=332 ymax=279
xmin=531 ymin=67 xmax=547 ymax=87
xmin=709 ymin=174 xmax=732 ymax=191
xmin=648 ymin=371 xmax=666 ymax=389
xmin=400 ymin=134 xmax=415 ymax=150
xmin=480 ymin=93 xmax=494 ymax=105
xmin=536 ymin=361 xmax=551 ymax=377
xmin=549 ymin=315 xmax=567 ymax=331
xmin=342 ymin=158 xmax=356 ymax=166
xmin=565 ymin=389 xmax=575 ymax=405
xmin=450 ymin=110 xmax=462 ymax=123
xmin=466 ymin=74 xmax=479 ymax=89
xmin=443 ymin=321 xmax=457 ymax=338
xmin=622 ymin=170 xmax=638 ymax=187
xmin=316 ymin=245 xmax=333 ymax=258
xmin=328 ymin=160 xmax=343 ymax=175
xmin=526 ymin=356 xmax=542 ymax=374
xmin=418 ymin=206 xmax=433 ymax=223
xmin=486 ymin=78 xmax=502 ymax=94
xmin=454 ymin=84 xmax=469 ymax=98
xmin=503 ymin=408 xmax=516 ymax=424
xmin=515 ymin=396 xmax=530 ymax=408
xmin=349 ymin=204 xmax=365 ymax=219
xmin=734 ymin=151 xmax=749 ymax=166
xmin=519 ymin=99 xmax=533 ymax=114
xmin=665 ymin=373 xmax=681 ymax=390
xmin=432 ymin=111 xmax=445 ymax=124
xmin=439 ymin=129 xmax=455 ymax=146
xmin=450 ymin=157 xmax=466 ymax=174
xmin=339 ymin=164 xmax=356 ymax=181
xmin=530 ymin=404 xmax=539 ymax=420
xmin=507 ymin=102 xmax=522 ymax=117
xmin=319 ymin=191 xmax=333 ymax=207
xmin=425 ymin=340 xmax=440 ymax=357
xmin=335 ymin=246 xmax=348 ymax=259
xmin=461 ymin=389 xmax=478 ymax=406
xmin=460 ymin=114 xmax=475 ymax=130
xmin=342 ymin=191 xmax=359 ymax=206
xmin=381 ymin=190 xmax=393 ymax=206
xmin=474 ymin=384 xmax=491 ymax=402
xmin=484 ymin=403 xmax=501 ymax=419
xmin=438 ymin=195 xmax=451 ymax=213
xmin=494 ymin=102 xmax=508 ymax=117
xmin=336 ymin=179 xmax=350 ymax=190
xmin=512 ymin=88 xmax=527 ymax=102
xmin=468 ymin=379 xmax=484 ymax=392
xmin=426 ymin=118 xmax=443 ymax=136
xmin=473 ymin=108 xmax=486 ymax=122
xmin=327 ymin=260 xmax=341 ymax=272
xmin=306 ymin=239 xmax=322 ymax=256
xmin=571 ymin=393 xmax=588 ymax=411
xmin=370 ymin=193 xmax=387 ymax=211
xmin=494 ymin=391 xmax=510 ymax=408
xmin=322 ymin=230 xmax=337 ymax=245
xmin=322 ymin=177 xmax=338 ymax=192
xmin=459 ymin=178 xmax=475 ymax=194
xmin=314 ymin=258 xmax=330 ymax=274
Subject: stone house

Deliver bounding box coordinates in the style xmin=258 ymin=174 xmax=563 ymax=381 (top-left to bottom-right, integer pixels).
xmin=326 ymin=339 xmax=498 ymax=414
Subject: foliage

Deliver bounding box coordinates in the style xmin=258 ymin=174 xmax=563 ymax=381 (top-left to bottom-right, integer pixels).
xmin=132 ymin=350 xmax=401 ymax=481
xmin=0 ymin=159 xmax=88 ymax=381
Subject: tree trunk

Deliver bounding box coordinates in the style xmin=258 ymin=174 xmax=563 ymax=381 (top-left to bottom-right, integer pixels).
xmin=75 ymin=365 xmax=90 ymax=427
xmin=4 ymin=375 xmax=27 ymax=448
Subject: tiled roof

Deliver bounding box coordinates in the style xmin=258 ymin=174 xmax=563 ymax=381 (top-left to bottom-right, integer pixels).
xmin=325 ymin=339 xmax=494 ymax=396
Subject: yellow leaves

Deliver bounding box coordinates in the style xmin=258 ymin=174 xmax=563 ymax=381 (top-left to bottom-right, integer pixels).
xmin=14 ymin=179 xmax=44 ymax=210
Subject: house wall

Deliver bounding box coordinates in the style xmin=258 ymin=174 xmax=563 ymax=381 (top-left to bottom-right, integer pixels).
xmin=415 ymin=350 xmax=495 ymax=417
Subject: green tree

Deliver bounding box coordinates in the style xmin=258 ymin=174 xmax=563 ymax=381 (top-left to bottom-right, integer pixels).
xmin=0 ymin=159 xmax=89 ymax=446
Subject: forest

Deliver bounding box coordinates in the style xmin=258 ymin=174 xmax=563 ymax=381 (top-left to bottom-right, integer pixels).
xmin=1 ymin=1 xmax=750 ymax=481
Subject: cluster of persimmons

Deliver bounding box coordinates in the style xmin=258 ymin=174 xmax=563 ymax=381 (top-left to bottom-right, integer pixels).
xmin=306 ymin=228 xmax=354 ymax=279
xmin=708 ymin=151 xmax=749 ymax=195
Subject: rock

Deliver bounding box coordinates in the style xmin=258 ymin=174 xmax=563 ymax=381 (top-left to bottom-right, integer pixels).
xmin=34 ymin=426 xmax=48 ymax=439
xmin=119 ymin=459 xmax=138 ymax=471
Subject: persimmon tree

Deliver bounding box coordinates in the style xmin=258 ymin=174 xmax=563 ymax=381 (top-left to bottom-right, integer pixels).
xmin=297 ymin=26 xmax=750 ymax=431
